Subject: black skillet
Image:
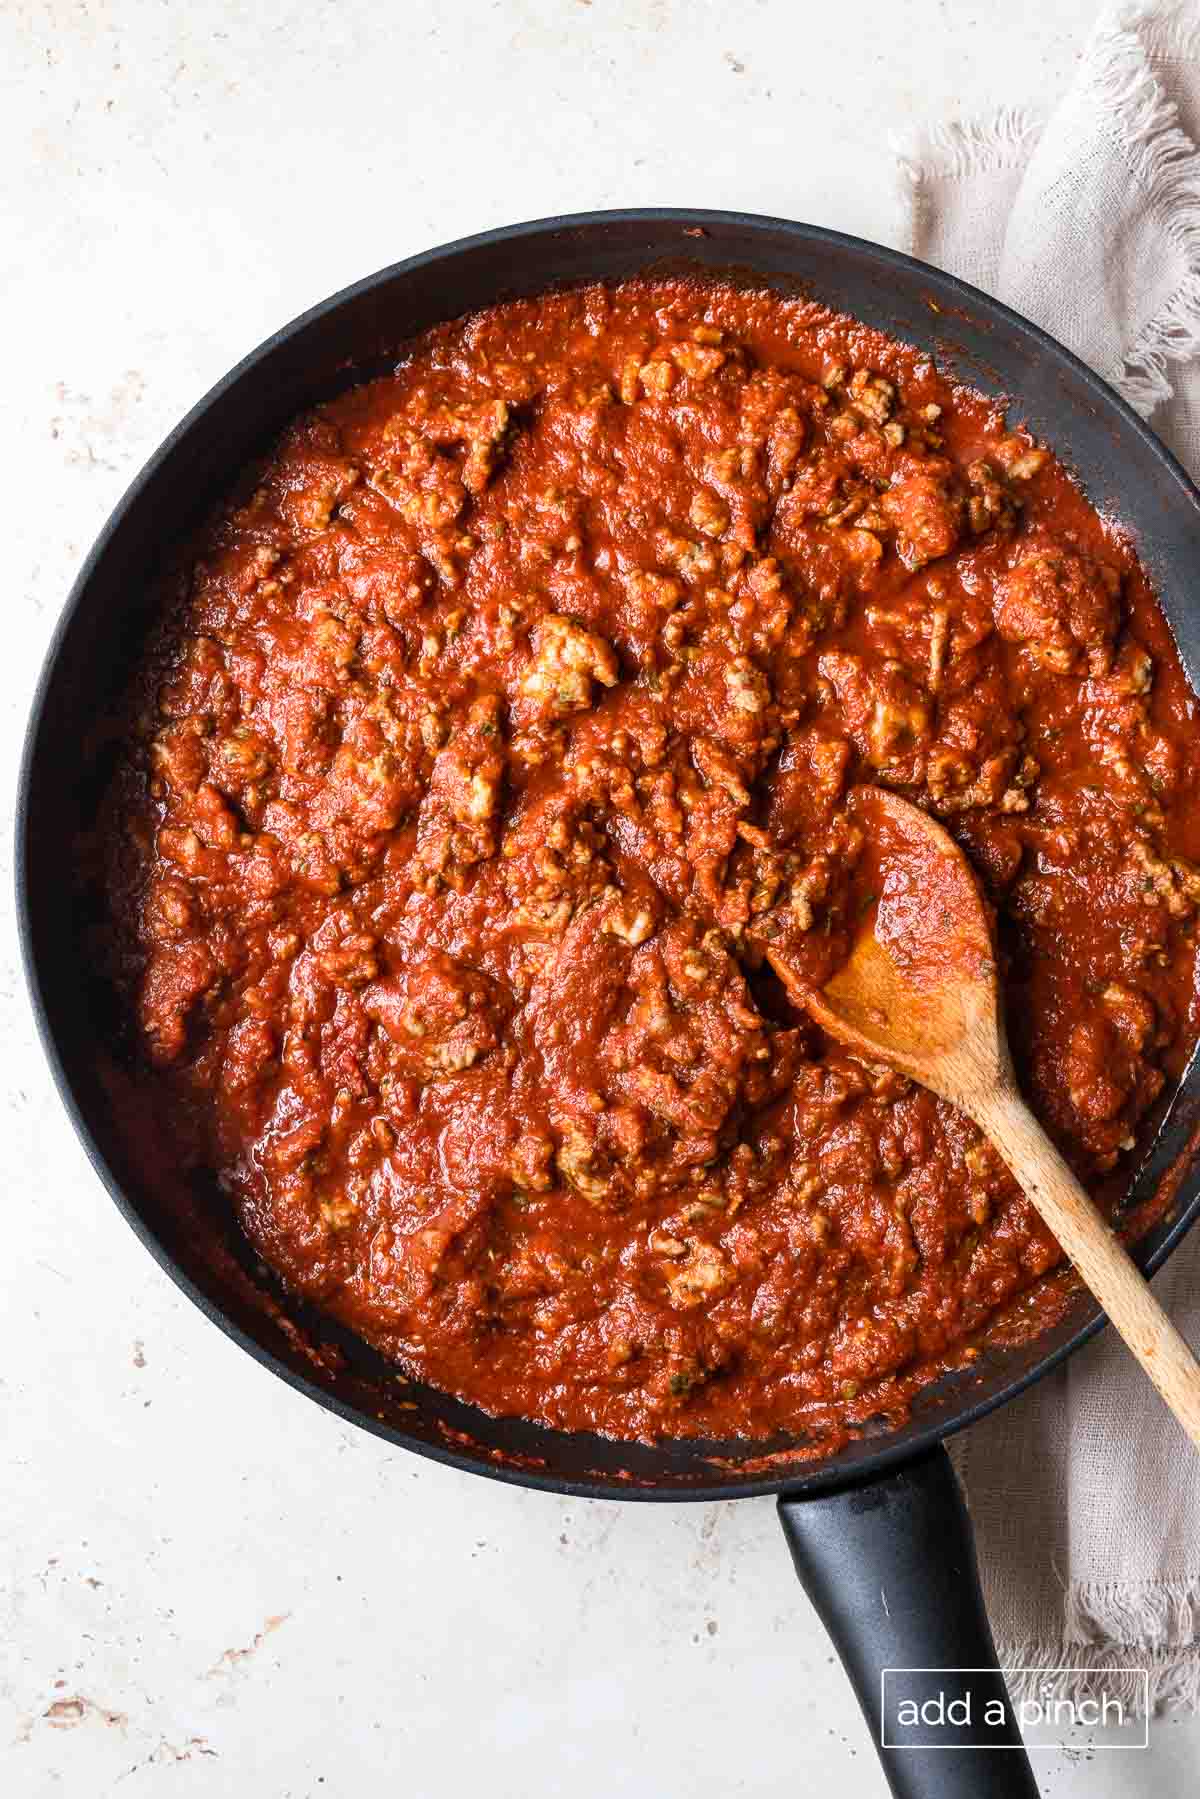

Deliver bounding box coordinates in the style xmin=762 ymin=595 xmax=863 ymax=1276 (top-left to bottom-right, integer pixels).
xmin=20 ymin=210 xmax=1200 ymax=1798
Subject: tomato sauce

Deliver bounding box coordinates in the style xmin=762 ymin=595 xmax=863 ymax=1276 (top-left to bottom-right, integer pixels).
xmin=99 ymin=278 xmax=1200 ymax=1445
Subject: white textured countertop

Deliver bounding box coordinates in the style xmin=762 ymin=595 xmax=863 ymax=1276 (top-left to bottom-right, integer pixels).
xmin=4 ymin=2 xmax=1199 ymax=1793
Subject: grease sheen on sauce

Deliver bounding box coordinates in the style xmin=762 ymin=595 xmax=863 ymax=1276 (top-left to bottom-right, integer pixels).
xmin=100 ymin=278 xmax=1200 ymax=1447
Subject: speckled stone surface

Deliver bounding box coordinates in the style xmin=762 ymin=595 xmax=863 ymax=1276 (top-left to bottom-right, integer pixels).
xmin=4 ymin=2 xmax=1198 ymax=1793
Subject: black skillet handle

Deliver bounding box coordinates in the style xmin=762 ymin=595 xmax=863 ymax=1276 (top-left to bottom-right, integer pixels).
xmin=778 ymin=1445 xmax=1039 ymax=1799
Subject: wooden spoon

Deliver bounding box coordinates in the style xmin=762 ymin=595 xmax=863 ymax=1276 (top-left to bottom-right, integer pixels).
xmin=768 ymin=783 xmax=1200 ymax=1449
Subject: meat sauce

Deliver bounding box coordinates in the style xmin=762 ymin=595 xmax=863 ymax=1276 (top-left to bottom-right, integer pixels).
xmin=101 ymin=278 xmax=1200 ymax=1445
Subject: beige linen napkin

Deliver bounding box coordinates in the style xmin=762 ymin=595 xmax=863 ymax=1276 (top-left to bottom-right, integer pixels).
xmin=892 ymin=0 xmax=1200 ymax=1713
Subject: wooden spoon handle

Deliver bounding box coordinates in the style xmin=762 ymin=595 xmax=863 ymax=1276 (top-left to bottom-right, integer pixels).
xmin=973 ymin=1085 xmax=1200 ymax=1449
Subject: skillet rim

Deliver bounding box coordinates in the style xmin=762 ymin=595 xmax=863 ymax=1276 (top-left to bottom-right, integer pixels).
xmin=17 ymin=204 xmax=1200 ymax=1502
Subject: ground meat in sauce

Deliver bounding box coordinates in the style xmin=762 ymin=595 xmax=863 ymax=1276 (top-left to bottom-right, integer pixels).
xmin=99 ymin=277 xmax=1200 ymax=1446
